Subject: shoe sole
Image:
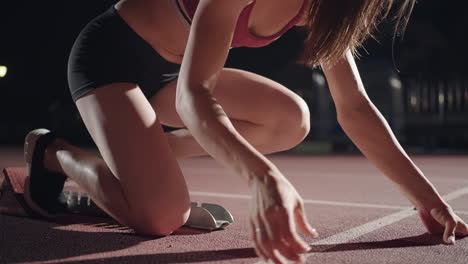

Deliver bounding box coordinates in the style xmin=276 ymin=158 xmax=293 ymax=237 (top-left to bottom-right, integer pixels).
xmin=23 ymin=128 xmax=55 ymax=218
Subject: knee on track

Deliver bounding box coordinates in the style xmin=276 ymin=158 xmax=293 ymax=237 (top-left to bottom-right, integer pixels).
xmin=130 ymin=205 xmax=191 ymax=236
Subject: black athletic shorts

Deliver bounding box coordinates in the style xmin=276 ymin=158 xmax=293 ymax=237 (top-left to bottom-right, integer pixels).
xmin=67 ymin=6 xmax=181 ymax=102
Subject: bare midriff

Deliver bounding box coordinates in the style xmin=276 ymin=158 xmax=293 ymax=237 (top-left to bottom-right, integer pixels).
xmin=113 ymin=0 xmax=308 ymax=65
xmin=114 ymin=0 xmax=190 ymax=64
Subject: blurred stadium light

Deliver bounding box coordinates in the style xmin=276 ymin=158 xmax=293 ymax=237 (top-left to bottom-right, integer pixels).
xmin=0 ymin=66 xmax=7 ymax=78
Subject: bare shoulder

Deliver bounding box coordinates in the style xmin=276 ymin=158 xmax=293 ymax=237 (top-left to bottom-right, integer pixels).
xmin=296 ymin=0 xmax=311 ymax=26
xmin=179 ymin=0 xmax=255 ymax=87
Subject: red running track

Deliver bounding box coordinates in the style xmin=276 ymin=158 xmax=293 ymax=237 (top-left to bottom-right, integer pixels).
xmin=0 ymin=148 xmax=467 ymax=264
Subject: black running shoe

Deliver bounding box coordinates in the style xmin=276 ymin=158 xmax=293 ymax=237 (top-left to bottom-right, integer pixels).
xmin=23 ymin=128 xmax=67 ymax=218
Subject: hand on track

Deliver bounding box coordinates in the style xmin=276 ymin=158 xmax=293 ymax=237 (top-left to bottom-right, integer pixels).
xmin=417 ymin=204 xmax=468 ymax=244
xmin=250 ymin=170 xmax=319 ymax=264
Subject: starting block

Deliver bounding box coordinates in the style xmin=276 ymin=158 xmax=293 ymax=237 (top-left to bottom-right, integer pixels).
xmin=0 ymin=167 xmax=234 ymax=231
xmin=185 ymin=202 xmax=234 ymax=231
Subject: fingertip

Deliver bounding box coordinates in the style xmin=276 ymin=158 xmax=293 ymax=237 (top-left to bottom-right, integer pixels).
xmin=447 ymin=236 xmax=456 ymax=245
xmin=301 ymin=223 xmax=318 ymax=238
xmin=443 ymin=221 xmax=457 ymax=244
xmin=309 ymin=227 xmax=319 ymax=238
xmin=297 ymin=240 xmax=311 ymax=253
xmin=303 ymin=221 xmax=317 ymax=235
xmin=298 ymin=241 xmax=311 ymax=253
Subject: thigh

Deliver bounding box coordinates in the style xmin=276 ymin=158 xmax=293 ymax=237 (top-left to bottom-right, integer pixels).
xmin=150 ymin=68 xmax=309 ymax=128
xmin=75 ymin=83 xmax=190 ymax=216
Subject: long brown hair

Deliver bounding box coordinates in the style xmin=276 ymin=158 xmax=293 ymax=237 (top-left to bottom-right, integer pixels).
xmin=299 ymin=0 xmax=416 ymax=67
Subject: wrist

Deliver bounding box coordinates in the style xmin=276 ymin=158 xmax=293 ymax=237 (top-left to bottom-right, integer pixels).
xmin=403 ymin=184 xmax=446 ymax=210
xmin=246 ymin=161 xmax=282 ymax=188
xmin=391 ymin=169 xmax=445 ymax=210
xmin=415 ymin=195 xmax=447 ymax=210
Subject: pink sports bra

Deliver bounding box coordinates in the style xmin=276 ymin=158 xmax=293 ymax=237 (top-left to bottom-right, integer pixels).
xmin=176 ymin=0 xmax=307 ymax=48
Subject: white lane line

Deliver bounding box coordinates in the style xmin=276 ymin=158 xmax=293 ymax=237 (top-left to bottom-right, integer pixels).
xmin=288 ymin=185 xmax=468 ymax=264
xmin=190 ymin=191 xmax=410 ymax=210
xmin=303 ymin=200 xmax=408 ymax=210
xmin=309 ymin=208 xmax=415 ymax=249
xmin=442 ymin=186 xmax=468 ymax=201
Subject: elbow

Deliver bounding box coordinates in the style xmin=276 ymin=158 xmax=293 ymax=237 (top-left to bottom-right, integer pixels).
xmin=176 ymin=80 xmax=215 ymax=123
xmin=336 ymin=100 xmax=374 ymax=126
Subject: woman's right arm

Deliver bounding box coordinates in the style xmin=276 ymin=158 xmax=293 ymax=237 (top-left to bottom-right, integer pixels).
xmin=176 ymin=0 xmax=269 ymax=180
xmin=175 ymin=0 xmax=317 ymax=263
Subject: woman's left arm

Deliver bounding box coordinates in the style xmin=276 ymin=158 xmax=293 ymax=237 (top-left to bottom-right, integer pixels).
xmin=321 ymin=50 xmax=468 ymax=244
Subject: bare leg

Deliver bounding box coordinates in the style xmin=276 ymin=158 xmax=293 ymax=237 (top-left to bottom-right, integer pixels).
xmin=44 ymin=138 xmax=131 ymax=225
xmin=43 ymin=83 xmax=190 ymax=236
xmin=153 ymin=68 xmax=311 ymax=158
xmin=165 ymin=119 xmax=274 ymax=158
xmin=41 ymin=68 xmax=308 ymax=234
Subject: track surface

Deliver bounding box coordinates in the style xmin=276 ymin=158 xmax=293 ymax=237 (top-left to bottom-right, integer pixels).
xmin=1 ymin=148 xmax=467 ymax=264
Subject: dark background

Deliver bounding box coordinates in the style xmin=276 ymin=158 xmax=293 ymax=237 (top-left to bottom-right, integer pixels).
xmin=0 ymin=0 xmax=467 ymax=153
